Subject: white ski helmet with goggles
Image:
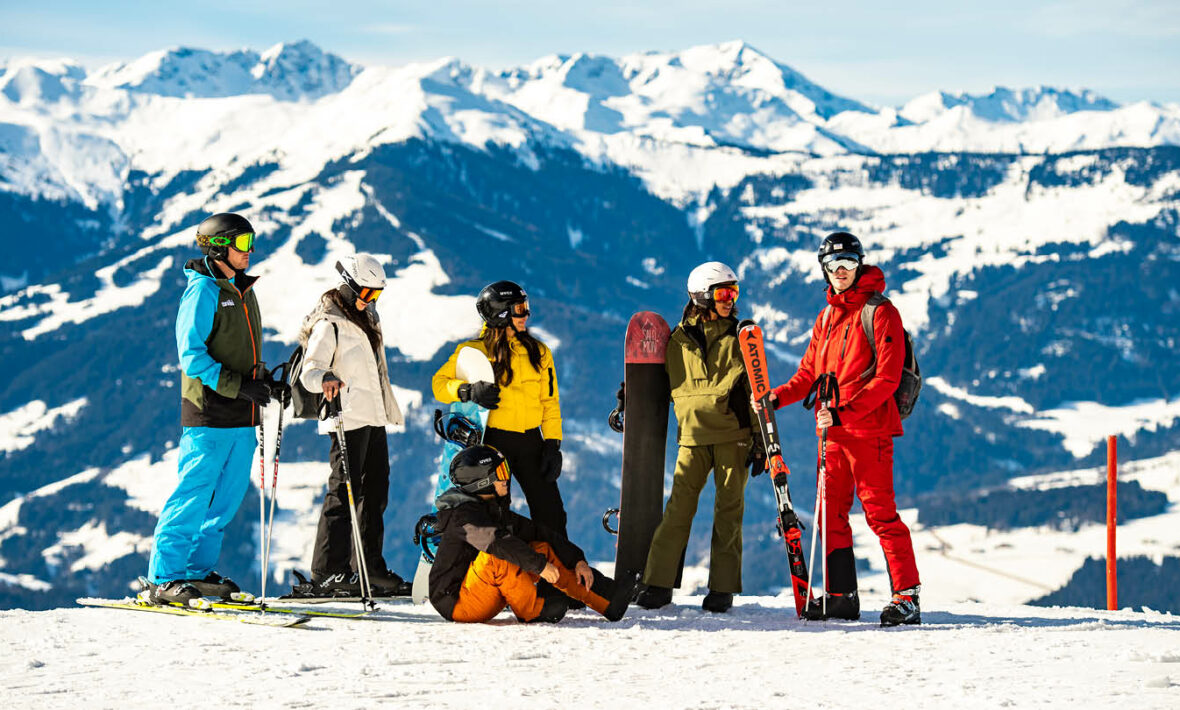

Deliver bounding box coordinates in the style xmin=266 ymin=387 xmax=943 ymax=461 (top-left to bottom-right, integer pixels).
xmin=336 ymin=254 xmax=387 ymax=303
xmin=687 ymin=261 xmax=739 ymax=310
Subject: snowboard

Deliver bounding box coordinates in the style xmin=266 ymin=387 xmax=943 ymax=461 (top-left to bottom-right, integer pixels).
xmin=737 ymin=319 xmax=811 ymax=617
xmin=411 ymin=346 xmax=495 ymax=605
xmin=609 ymin=311 xmax=672 ymax=584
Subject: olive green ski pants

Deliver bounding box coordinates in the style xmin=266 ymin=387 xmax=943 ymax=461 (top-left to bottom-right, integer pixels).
xmin=642 ymin=439 xmax=749 ymax=593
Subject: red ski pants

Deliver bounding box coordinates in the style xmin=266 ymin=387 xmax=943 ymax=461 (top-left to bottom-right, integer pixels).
xmin=819 ymin=434 xmax=920 ymax=592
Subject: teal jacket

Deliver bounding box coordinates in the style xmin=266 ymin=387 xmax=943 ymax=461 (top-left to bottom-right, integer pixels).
xmin=177 ymin=257 xmax=262 ymax=428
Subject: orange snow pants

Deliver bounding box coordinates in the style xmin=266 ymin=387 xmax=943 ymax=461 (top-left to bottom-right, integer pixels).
xmin=450 ymin=541 xmax=610 ymax=622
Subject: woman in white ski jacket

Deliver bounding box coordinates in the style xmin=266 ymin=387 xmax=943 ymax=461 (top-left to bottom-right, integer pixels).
xmin=297 ymin=254 xmax=406 ymax=596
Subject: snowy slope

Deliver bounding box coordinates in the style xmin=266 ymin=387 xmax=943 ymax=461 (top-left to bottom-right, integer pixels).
xmin=1 ymin=599 xmax=1178 ymax=708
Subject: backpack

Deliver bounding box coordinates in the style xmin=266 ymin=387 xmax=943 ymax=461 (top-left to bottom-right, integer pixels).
xmin=822 ymin=292 xmax=922 ymax=420
xmin=286 ymin=320 xmax=338 ymax=420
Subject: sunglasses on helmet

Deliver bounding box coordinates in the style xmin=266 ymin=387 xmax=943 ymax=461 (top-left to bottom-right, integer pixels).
xmin=511 ymin=301 xmax=530 ymax=318
xmin=208 ymin=231 xmax=255 ymax=253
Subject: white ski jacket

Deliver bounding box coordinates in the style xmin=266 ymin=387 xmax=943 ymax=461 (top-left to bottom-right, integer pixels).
xmin=299 ymin=295 xmax=404 ymax=434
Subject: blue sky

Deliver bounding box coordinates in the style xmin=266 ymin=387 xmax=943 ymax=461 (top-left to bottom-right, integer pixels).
xmin=3 ymin=1 xmax=1179 ymax=107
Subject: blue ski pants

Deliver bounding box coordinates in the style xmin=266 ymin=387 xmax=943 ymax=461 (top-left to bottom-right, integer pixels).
xmin=148 ymin=426 xmax=256 ymax=584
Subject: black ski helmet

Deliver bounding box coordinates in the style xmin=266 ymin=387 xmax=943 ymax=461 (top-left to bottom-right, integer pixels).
xmin=196 ymin=213 xmax=255 ymax=260
xmin=449 ymin=445 xmax=510 ymax=495
xmin=817 ymin=231 xmax=865 ymax=264
xmin=476 ymin=280 xmax=528 ymax=328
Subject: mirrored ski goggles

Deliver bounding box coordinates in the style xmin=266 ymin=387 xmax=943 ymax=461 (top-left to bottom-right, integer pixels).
xmin=356 ymin=286 xmax=383 ymax=303
xmin=511 ymin=301 xmax=530 ymax=318
xmin=208 ymin=231 xmax=255 ymax=253
xmin=712 ymin=284 xmax=740 ymax=303
xmin=822 ymin=253 xmax=861 ymax=273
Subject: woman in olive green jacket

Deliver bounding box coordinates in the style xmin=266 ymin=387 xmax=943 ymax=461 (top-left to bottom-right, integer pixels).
xmin=637 ymin=262 xmax=756 ymax=614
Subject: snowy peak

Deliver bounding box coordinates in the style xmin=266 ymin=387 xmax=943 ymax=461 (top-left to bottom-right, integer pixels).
xmin=87 ymin=41 xmax=358 ymax=100
xmin=482 ymin=40 xmax=872 ymax=154
xmin=0 ymin=59 xmax=86 ymax=104
xmin=671 ymin=40 xmax=872 ymax=120
xmin=253 ymin=40 xmax=359 ymax=100
xmin=901 ymin=86 xmax=1121 ymax=123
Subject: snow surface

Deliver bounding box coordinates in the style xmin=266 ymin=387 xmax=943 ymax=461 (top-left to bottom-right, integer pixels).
xmin=0 ymin=598 xmax=1177 ymax=708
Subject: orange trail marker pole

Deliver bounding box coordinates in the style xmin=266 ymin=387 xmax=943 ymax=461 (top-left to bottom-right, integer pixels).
xmin=1106 ymin=435 xmax=1117 ymax=611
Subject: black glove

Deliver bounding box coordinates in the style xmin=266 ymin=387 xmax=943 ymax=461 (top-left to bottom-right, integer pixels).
xmin=540 ymin=439 xmax=562 ymax=483
xmin=237 ymin=379 xmax=272 ymax=406
xmin=268 ymin=380 xmax=292 ymax=408
xmin=615 ymin=381 xmax=626 ymax=411
xmin=458 ymin=381 xmax=501 ymax=409
xmin=746 ymin=438 xmax=767 ymax=477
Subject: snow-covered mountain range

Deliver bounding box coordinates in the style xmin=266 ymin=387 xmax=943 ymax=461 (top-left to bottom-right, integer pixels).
xmin=0 ymin=40 xmax=1177 ymax=611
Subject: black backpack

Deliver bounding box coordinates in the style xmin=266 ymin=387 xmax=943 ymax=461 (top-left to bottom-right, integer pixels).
xmin=822 ymin=292 xmax=922 ymax=419
xmin=286 ymin=321 xmax=337 ymax=420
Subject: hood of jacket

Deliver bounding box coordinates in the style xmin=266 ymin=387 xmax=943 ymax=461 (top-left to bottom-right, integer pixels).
xmin=827 ymin=264 xmax=886 ymax=312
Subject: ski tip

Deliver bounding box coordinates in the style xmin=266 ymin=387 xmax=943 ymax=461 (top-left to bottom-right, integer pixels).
xmin=738 ymin=319 xmax=757 ymax=331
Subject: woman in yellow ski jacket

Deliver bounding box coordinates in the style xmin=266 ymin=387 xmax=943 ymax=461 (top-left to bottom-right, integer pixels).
xmin=432 ymin=280 xmax=567 ymax=536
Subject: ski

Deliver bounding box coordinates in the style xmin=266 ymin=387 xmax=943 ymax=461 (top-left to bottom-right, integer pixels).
xmin=77 ymin=597 xmax=312 ymax=628
xmin=737 ymin=320 xmax=811 ymax=617
xmin=272 ymin=595 xmax=415 ymax=606
xmin=210 ymin=600 xmax=375 ymax=619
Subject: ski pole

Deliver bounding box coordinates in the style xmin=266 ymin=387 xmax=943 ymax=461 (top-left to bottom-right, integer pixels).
xmin=253 ymin=363 xmax=268 ymax=603
xmin=328 ymin=395 xmax=374 ymax=608
xmin=816 ymin=374 xmax=839 ymax=615
xmin=261 ymin=363 xmax=290 ymax=604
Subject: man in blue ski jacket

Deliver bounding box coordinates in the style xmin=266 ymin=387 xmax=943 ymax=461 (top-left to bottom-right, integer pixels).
xmin=144 ymin=212 xmax=283 ymax=605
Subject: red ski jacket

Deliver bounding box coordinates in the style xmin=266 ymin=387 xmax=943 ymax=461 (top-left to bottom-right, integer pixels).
xmin=772 ymin=265 xmax=905 ymax=438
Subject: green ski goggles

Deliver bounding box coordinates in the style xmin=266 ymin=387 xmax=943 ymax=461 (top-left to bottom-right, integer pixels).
xmin=208 ymin=231 xmax=256 ymax=253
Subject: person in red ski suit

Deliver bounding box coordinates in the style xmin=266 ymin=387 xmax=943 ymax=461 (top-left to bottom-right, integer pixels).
xmin=767 ymin=231 xmax=921 ymax=626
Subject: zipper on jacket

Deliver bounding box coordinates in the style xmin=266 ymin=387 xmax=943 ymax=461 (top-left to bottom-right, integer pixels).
xmin=236 ymin=284 xmax=259 ymax=427
xmin=839 ymin=323 xmax=852 ymax=360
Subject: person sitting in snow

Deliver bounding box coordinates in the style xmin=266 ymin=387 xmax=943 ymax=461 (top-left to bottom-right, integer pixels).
xmin=428 ymin=444 xmax=637 ymax=623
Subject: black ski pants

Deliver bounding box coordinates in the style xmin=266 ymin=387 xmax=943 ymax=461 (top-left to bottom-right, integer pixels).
xmin=483 ymin=427 xmax=568 ymax=537
xmin=311 ymin=425 xmax=390 ymax=580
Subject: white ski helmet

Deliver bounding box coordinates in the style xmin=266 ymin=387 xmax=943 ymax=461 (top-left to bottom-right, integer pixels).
xmin=336 ymin=253 xmax=387 ymax=301
xmin=687 ymin=261 xmax=738 ymax=308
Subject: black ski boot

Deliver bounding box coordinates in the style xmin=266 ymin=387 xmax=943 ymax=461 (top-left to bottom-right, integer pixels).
xmin=701 ymin=591 xmax=733 ymax=613
xmin=314 ymin=572 xmax=362 ymax=597
xmin=603 ymin=572 xmax=641 ymax=622
xmin=186 ymin=572 xmax=241 ymax=599
xmin=370 ymin=569 xmax=412 ymax=597
xmin=802 ymin=590 xmax=860 ymax=620
xmin=525 ymin=595 xmax=569 ymax=623
xmin=880 ymin=587 xmax=921 ymax=626
xmin=145 ymin=579 xmax=202 ymax=607
xmin=636 ymin=584 xmax=673 ymax=609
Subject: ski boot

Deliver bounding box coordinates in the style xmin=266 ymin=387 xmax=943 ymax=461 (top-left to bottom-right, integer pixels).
xmin=602 ymin=571 xmax=641 ymax=622
xmin=701 ymin=591 xmax=733 ymax=613
xmin=802 ymin=590 xmax=861 ymax=621
xmin=880 ymin=587 xmax=921 ymax=626
xmin=370 ymin=569 xmax=412 ymax=597
xmin=636 ymin=584 xmax=673 ymax=610
xmin=142 ymin=579 xmax=202 ymax=607
xmin=186 ymin=572 xmax=248 ymax=601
